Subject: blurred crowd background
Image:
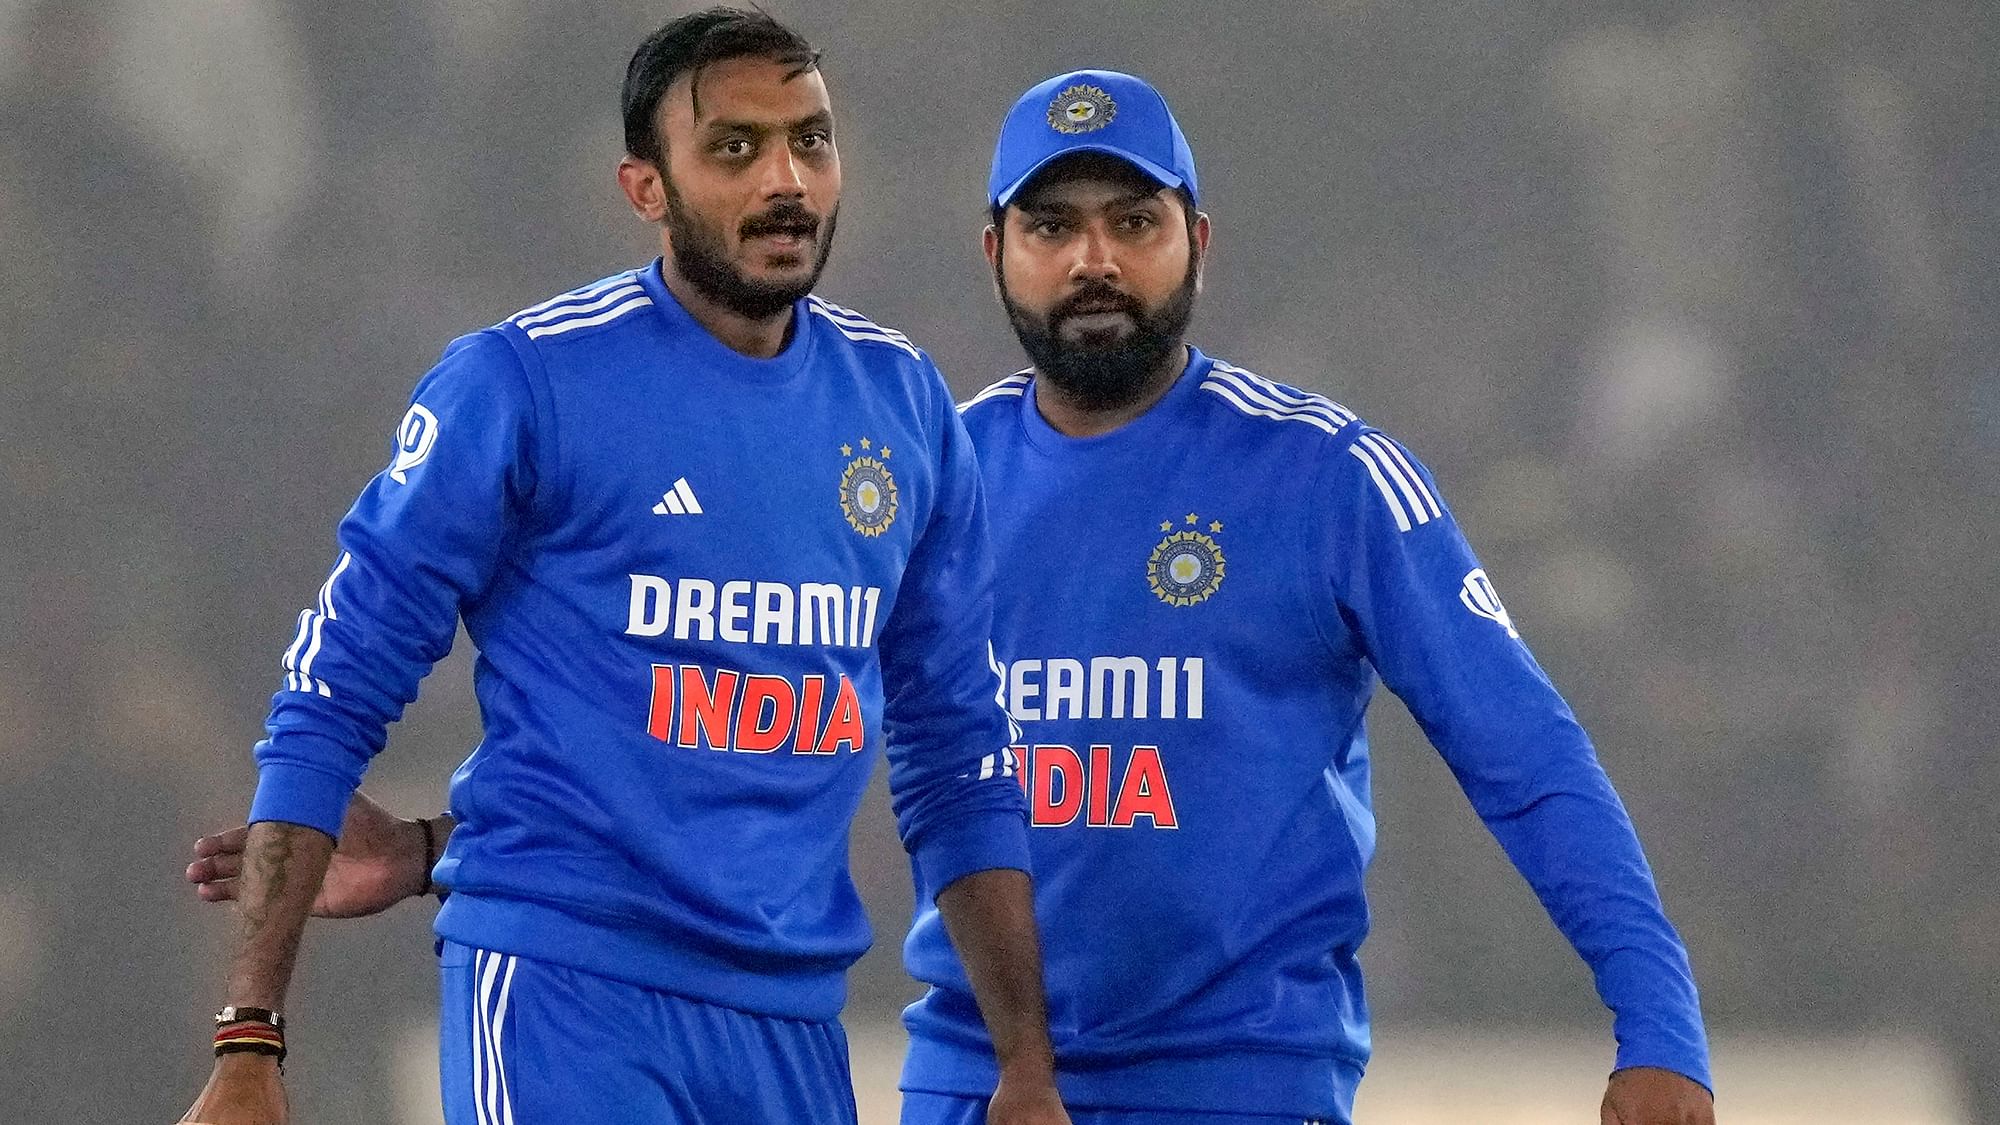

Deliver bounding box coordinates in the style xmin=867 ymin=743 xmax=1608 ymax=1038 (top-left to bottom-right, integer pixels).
xmin=1 ymin=0 xmax=1992 ymax=1120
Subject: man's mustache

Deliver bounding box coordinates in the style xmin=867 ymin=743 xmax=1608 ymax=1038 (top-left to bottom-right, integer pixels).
xmin=739 ymin=202 xmax=822 ymax=240
xmin=1051 ymin=282 xmax=1143 ymax=325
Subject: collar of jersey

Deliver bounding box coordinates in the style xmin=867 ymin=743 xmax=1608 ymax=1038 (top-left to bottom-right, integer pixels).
xmin=1017 ymin=345 xmax=1214 ymax=455
xmin=637 ymin=258 xmax=816 ymax=387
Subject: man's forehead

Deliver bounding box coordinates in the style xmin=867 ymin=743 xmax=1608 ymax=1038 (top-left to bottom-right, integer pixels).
xmin=662 ymin=55 xmax=832 ymax=128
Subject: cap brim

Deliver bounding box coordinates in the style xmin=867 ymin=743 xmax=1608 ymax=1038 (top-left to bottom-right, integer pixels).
xmin=992 ymin=144 xmax=1187 ymax=208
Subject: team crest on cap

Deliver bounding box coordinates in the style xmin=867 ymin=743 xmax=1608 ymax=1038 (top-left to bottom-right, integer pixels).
xmin=838 ymin=437 xmax=898 ymax=537
xmin=1049 ymin=83 xmax=1117 ymax=134
xmin=1147 ymin=512 xmax=1226 ymax=606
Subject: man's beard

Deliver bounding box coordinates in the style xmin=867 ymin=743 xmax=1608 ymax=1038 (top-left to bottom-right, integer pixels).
xmin=1000 ymin=251 xmax=1199 ymax=412
xmin=664 ymin=183 xmax=837 ymax=321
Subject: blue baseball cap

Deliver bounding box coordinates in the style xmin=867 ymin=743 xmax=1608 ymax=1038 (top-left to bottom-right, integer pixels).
xmin=988 ymin=69 xmax=1198 ymax=210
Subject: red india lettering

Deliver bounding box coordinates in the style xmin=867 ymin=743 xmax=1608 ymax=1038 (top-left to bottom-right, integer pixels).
xmin=646 ymin=664 xmax=676 ymax=742
xmin=1110 ymin=745 xmax=1178 ymax=828
xmin=734 ymin=674 xmax=797 ymax=753
xmin=1031 ymin=744 xmax=1084 ymax=827
xmin=1086 ymin=744 xmax=1113 ymax=827
xmin=794 ymin=675 xmax=826 ymax=754
xmin=678 ymin=666 xmax=739 ymax=749
xmin=817 ymin=674 xmax=865 ymax=753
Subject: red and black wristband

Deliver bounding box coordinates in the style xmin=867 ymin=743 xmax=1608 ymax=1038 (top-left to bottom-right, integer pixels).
xmin=213 ymin=1006 xmax=286 ymax=1062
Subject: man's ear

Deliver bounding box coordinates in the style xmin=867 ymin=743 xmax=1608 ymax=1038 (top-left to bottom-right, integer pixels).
xmin=1192 ymin=211 xmax=1212 ymax=290
xmin=983 ymin=224 xmax=1004 ymax=303
xmin=618 ymin=155 xmax=668 ymax=223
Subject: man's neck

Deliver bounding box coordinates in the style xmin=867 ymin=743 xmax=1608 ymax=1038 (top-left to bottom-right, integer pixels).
xmin=1033 ymin=344 xmax=1190 ymax=439
xmin=659 ymin=256 xmax=793 ymax=359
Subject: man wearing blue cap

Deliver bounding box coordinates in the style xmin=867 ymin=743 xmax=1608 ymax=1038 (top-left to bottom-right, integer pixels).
xmin=187 ymin=62 xmax=1715 ymax=1125
xmin=896 ymin=69 xmax=1718 ymax=1125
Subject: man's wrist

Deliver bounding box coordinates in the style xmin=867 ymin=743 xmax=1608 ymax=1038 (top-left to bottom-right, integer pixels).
xmin=996 ymin=1043 xmax=1057 ymax=1083
xmin=410 ymin=813 xmax=453 ymax=901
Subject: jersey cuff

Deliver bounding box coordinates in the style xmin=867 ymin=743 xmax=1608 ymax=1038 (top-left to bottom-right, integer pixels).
xmin=248 ymin=742 xmax=362 ymax=838
xmin=910 ymin=805 xmax=1032 ymax=900
xmin=1613 ymin=1042 xmax=1713 ymax=1095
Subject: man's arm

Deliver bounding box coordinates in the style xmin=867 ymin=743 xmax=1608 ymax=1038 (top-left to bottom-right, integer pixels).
xmin=874 ymin=367 xmax=1065 ymax=1124
xmin=181 ymin=331 xmax=537 ymax=1122
xmin=935 ymin=869 xmax=1060 ymax=1116
xmin=219 ymin=823 xmax=335 ymax=1008
xmin=180 ymin=823 xmax=334 ymax=1125
xmin=1317 ymin=428 xmax=1712 ymax=1124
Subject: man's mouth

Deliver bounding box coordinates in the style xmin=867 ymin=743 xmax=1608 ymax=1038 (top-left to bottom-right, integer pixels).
xmin=1055 ymin=287 xmax=1141 ymax=326
xmin=1056 ymin=298 xmax=1140 ymax=332
xmin=741 ymin=215 xmax=819 ymax=250
xmin=1061 ymin=309 xmax=1133 ymax=327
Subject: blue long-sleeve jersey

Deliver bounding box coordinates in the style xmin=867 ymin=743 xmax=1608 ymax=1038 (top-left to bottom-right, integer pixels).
xmin=901 ymin=350 xmax=1708 ymax=1117
xmin=248 ymin=262 xmax=1029 ymax=1021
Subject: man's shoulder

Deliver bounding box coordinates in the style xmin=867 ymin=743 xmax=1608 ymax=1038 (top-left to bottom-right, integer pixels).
xmin=492 ymin=269 xmax=656 ymax=347
xmin=1203 ymin=359 xmax=1459 ymax=539
xmin=1191 ymin=357 xmax=1450 ymax=525
xmin=956 ymin=370 xmax=1033 ymax=418
xmin=1192 ymin=356 xmax=1365 ymax=447
xmin=802 ymin=296 xmax=964 ymax=427
xmin=802 ymin=295 xmax=927 ymax=365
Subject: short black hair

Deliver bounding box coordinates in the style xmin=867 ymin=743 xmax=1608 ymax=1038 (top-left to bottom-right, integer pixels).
xmin=621 ymin=7 xmax=822 ymax=165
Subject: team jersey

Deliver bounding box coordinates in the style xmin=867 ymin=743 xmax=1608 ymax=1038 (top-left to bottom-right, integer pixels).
xmin=901 ymin=348 xmax=1709 ymax=1118
xmin=247 ymin=260 xmax=1029 ymax=1021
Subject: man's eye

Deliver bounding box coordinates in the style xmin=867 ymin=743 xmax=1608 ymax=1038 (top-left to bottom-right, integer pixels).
xmin=796 ymin=131 xmax=831 ymax=151
xmin=719 ymin=138 xmax=754 ymax=157
xmin=1032 ymin=220 xmax=1067 ymax=237
xmin=1120 ymin=213 xmax=1157 ymax=231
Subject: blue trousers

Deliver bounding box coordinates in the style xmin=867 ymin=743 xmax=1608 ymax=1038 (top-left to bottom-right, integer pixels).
xmin=902 ymin=1091 xmax=1337 ymax=1125
xmin=438 ymin=941 xmax=857 ymax=1124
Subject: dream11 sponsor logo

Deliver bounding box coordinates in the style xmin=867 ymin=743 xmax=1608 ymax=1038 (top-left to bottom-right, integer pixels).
xmin=1458 ymin=567 xmax=1518 ymax=639
xmin=387 ymin=404 xmax=439 ymax=484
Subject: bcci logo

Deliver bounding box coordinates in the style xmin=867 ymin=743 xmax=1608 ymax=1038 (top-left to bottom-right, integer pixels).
xmin=1147 ymin=513 xmax=1226 ymax=607
xmin=1048 ymin=83 xmax=1116 ymax=134
xmin=838 ymin=437 xmax=898 ymax=537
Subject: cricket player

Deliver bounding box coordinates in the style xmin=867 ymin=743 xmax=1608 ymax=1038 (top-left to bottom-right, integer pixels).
xmin=897 ymin=71 xmax=1715 ymax=1125
xmin=189 ymin=63 xmax=1717 ymax=1125
xmin=176 ymin=11 xmax=1068 ymax=1125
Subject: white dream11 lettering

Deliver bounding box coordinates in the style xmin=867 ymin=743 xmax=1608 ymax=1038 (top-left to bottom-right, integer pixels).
xmin=625 ymin=575 xmax=882 ymax=648
xmin=1000 ymin=656 xmax=1205 ymax=721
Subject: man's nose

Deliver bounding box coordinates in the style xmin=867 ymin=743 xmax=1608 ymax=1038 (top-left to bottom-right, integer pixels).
xmin=758 ymin=146 xmax=807 ymax=199
xmin=1067 ymin=226 xmax=1119 ymax=282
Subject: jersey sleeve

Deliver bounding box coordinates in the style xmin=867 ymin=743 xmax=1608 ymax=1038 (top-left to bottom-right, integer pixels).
xmin=1315 ymin=426 xmax=1711 ymax=1090
xmin=249 ymin=330 xmax=538 ymax=837
xmin=876 ymin=364 xmax=1031 ymax=899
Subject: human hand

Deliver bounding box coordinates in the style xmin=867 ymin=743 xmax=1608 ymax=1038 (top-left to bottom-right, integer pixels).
xmin=179 ymin=1053 xmax=288 ymax=1124
xmin=187 ymin=792 xmax=436 ymax=918
xmin=1601 ymin=1066 xmax=1715 ymax=1125
xmin=984 ymin=1069 xmax=1070 ymax=1125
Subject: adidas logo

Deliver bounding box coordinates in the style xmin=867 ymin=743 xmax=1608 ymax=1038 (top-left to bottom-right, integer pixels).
xmin=651 ymin=477 xmax=704 ymax=516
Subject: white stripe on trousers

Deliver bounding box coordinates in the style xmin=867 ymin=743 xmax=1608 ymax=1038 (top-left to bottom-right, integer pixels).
xmin=472 ymin=950 xmax=519 ymax=1125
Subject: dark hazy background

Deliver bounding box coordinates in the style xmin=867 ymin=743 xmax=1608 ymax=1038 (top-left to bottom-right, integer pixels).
xmin=1 ymin=1 xmax=1993 ymax=1119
